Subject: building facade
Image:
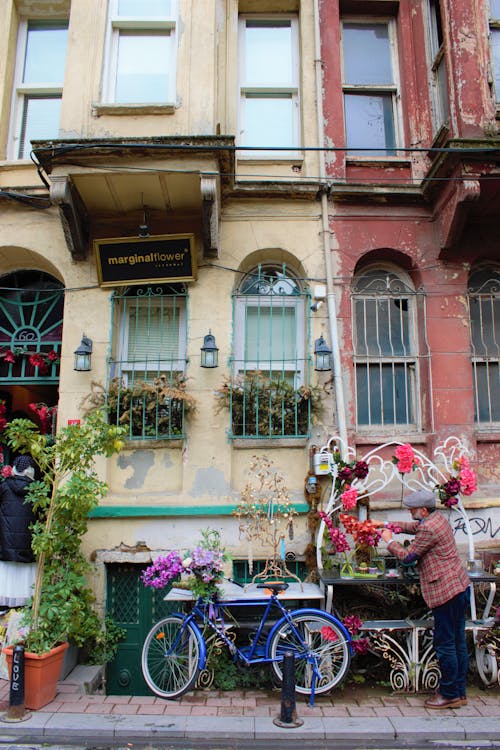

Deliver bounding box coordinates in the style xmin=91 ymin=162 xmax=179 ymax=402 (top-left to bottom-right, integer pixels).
xmin=0 ymin=0 xmax=499 ymax=692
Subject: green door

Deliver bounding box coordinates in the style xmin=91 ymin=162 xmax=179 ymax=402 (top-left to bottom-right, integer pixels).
xmin=106 ymin=563 xmax=178 ymax=695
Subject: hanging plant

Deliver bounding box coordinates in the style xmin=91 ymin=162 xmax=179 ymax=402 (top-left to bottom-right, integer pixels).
xmin=0 ymin=347 xmax=59 ymax=375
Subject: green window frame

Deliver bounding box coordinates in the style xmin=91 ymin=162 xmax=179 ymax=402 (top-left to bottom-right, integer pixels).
xmin=229 ymin=264 xmax=311 ymax=439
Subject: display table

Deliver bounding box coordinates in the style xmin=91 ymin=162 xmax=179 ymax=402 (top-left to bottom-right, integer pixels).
xmin=318 ymin=570 xmax=497 ymax=691
xmin=165 ymin=579 xmax=325 ymax=605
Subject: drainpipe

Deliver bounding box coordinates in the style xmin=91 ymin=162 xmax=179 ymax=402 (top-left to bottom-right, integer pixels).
xmin=313 ymin=0 xmax=348 ymax=460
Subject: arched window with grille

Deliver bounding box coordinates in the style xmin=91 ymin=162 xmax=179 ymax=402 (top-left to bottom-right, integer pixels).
xmin=228 ymin=263 xmax=311 ymax=438
xmin=108 ymin=283 xmax=188 ymax=440
xmin=468 ymin=266 xmax=500 ymax=427
xmin=352 ymin=267 xmax=419 ymax=429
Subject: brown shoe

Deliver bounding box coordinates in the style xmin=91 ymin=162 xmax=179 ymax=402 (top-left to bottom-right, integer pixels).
xmin=459 ymin=696 xmax=468 ymax=706
xmin=425 ymin=694 xmax=462 ymax=709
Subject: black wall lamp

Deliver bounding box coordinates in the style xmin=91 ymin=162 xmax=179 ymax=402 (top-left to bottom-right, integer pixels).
xmin=314 ymin=335 xmax=332 ymax=371
xmin=200 ymin=331 xmax=218 ymax=368
xmin=74 ymin=335 xmax=93 ymax=371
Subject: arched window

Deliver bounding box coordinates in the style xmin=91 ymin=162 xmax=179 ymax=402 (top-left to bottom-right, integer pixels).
xmin=229 ymin=263 xmax=310 ymax=438
xmin=352 ymin=268 xmax=418 ymax=428
xmin=468 ymin=266 xmax=500 ymax=426
xmin=109 ymin=283 xmax=187 ymax=440
xmin=0 ymin=270 xmax=64 ymax=383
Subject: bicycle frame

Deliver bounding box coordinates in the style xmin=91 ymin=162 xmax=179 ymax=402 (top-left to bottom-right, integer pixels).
xmin=170 ymin=592 xmax=352 ymax=705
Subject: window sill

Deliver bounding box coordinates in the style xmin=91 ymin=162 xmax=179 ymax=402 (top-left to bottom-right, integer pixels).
xmin=474 ymin=430 xmax=500 ymax=443
xmin=354 ymin=432 xmax=431 ymax=447
xmin=92 ymin=103 xmax=176 ymax=117
xmin=232 ymin=436 xmax=309 ymax=449
xmin=122 ymin=437 xmax=184 ymax=449
xmin=345 ymin=156 xmax=412 ymax=168
xmin=237 ymin=153 xmax=304 ymax=164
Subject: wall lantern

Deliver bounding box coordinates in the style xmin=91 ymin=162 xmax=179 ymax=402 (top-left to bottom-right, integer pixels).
xmin=314 ymin=335 xmax=332 ymax=371
xmin=74 ymin=336 xmax=93 ymax=371
xmin=200 ymin=331 xmax=218 ymax=368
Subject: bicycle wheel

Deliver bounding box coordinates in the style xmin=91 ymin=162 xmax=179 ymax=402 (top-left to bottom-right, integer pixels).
xmin=268 ymin=611 xmax=351 ymax=695
xmin=141 ymin=615 xmax=202 ymax=699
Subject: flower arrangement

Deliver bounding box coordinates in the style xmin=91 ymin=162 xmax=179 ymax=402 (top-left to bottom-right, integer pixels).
xmin=29 ymin=402 xmax=57 ymax=435
xmin=319 ymin=510 xmax=401 ymax=571
xmin=0 ymin=347 xmax=59 ymax=375
xmin=141 ymin=528 xmax=230 ymax=601
xmin=329 ymin=448 xmax=370 ymax=510
xmin=321 ymin=615 xmax=370 ymax=656
xmin=436 ymin=454 xmax=477 ymax=508
xmin=392 ymin=443 xmax=420 ymax=474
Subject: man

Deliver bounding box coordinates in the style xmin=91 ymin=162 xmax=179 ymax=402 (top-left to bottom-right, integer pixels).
xmin=377 ymin=489 xmax=470 ymax=709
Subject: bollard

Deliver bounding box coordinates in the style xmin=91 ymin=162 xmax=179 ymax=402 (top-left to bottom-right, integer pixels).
xmin=1 ymin=644 xmax=31 ymax=723
xmin=273 ymin=651 xmax=304 ymax=728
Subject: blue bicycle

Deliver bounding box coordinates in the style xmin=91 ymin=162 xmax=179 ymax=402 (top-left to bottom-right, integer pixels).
xmin=141 ymin=581 xmax=352 ymax=702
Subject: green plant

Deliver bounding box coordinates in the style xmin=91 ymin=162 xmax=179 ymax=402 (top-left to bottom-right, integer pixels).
xmin=215 ymin=371 xmax=322 ymax=437
xmin=83 ymin=373 xmax=196 ymax=439
xmin=3 ymin=410 xmax=125 ymax=655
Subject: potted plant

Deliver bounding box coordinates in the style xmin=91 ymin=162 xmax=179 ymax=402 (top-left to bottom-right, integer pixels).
xmin=1 ymin=410 xmax=125 ymax=709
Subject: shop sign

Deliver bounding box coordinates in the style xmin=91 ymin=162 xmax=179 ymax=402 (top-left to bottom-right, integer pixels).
xmin=94 ymin=234 xmax=196 ymax=287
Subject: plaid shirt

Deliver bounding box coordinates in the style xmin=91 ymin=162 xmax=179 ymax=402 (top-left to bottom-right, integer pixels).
xmin=387 ymin=511 xmax=470 ymax=609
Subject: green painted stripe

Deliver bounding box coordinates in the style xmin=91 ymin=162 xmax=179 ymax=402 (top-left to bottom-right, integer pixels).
xmin=89 ymin=503 xmax=310 ymax=518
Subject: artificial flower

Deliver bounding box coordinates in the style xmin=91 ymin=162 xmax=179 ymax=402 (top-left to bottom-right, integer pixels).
xmin=392 ymin=443 xmax=420 ymax=474
xmin=341 ymin=486 xmax=358 ymax=511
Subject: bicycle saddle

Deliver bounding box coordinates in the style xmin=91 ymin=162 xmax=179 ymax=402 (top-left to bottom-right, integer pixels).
xmin=256 ymin=581 xmax=289 ymax=593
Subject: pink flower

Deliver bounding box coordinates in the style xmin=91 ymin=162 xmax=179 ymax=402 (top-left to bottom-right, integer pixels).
xmin=393 ymin=443 xmax=419 ymax=474
xmin=343 ymin=615 xmax=363 ymax=636
xmin=341 ymin=486 xmax=358 ymax=510
xmin=459 ymin=467 xmax=477 ymax=496
xmin=1 ymin=465 xmax=13 ymax=477
xmin=352 ymin=638 xmax=370 ymax=656
xmin=321 ymin=626 xmax=339 ymax=643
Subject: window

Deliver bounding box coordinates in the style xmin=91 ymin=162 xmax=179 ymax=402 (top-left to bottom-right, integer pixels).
xmin=468 ymin=266 xmax=500 ymax=427
xmin=9 ymin=20 xmax=68 ymax=159
xmin=341 ymin=21 xmax=400 ymax=156
xmin=108 ymin=284 xmax=187 ymax=439
xmin=238 ymin=16 xmax=300 ymax=155
xmin=104 ymin=0 xmax=178 ymax=104
xmin=228 ymin=265 xmax=310 ymax=438
xmin=353 ymin=269 xmax=418 ymax=428
xmin=490 ymin=0 xmax=500 ymax=101
xmin=426 ymin=0 xmax=449 ymax=132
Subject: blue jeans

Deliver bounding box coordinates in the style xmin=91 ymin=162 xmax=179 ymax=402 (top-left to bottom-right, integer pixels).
xmin=432 ymin=588 xmax=469 ymax=699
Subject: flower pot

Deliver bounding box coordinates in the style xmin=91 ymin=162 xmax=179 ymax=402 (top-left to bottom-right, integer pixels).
xmin=2 ymin=642 xmax=69 ymax=710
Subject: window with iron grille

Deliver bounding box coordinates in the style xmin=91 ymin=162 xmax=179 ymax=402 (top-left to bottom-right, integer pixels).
xmin=108 ymin=284 xmax=187 ymax=440
xmin=468 ymin=266 xmax=500 ymax=427
xmin=228 ymin=265 xmax=311 ymax=438
xmin=353 ymin=269 xmax=418 ymax=428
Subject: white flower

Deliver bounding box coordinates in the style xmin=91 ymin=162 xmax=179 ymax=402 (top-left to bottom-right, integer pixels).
xmin=182 ymin=557 xmax=192 ymax=568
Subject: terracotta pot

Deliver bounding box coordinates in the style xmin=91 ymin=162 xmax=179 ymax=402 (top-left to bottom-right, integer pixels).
xmin=2 ymin=642 xmax=69 ymax=710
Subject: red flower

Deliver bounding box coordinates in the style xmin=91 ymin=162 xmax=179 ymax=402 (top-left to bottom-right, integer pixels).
xmin=4 ymin=349 xmax=16 ymax=364
xmin=47 ymin=350 xmax=58 ymax=361
xmin=1 ymin=465 xmax=13 ymax=477
xmin=321 ymin=626 xmax=339 ymax=643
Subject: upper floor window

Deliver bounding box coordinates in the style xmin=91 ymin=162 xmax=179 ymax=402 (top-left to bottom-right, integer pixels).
xmin=468 ymin=266 xmax=500 ymax=428
xmin=9 ymin=20 xmax=68 ymax=159
xmin=238 ymin=16 xmax=300 ymax=156
xmin=103 ymin=0 xmax=178 ymax=104
xmin=227 ymin=264 xmax=311 ymax=438
xmin=353 ymin=269 xmax=418 ymax=429
xmin=490 ymin=0 xmax=500 ymax=102
xmin=341 ymin=20 xmax=400 ymax=157
xmin=108 ymin=284 xmax=188 ymax=439
xmin=426 ymin=0 xmax=449 ymax=133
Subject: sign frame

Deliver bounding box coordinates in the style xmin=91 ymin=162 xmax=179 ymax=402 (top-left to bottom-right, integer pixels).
xmin=94 ymin=233 xmax=197 ymax=288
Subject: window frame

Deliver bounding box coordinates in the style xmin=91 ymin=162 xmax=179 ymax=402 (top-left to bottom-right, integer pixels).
xmin=352 ymin=267 xmax=420 ymax=432
xmin=237 ymin=14 xmax=301 ymax=159
xmin=425 ymin=0 xmax=449 ymax=134
xmin=340 ymin=17 xmax=402 ymax=158
xmin=489 ymin=0 xmax=500 ymax=103
xmin=102 ymin=0 xmax=178 ymax=105
xmin=8 ymin=18 xmax=68 ymax=160
xmin=468 ymin=265 xmax=500 ymax=430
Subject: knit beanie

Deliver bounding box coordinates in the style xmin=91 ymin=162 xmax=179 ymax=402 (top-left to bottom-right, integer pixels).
xmin=12 ymin=455 xmax=35 ymax=480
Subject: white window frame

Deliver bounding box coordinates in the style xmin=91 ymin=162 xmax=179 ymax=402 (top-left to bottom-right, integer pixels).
xmin=238 ymin=14 xmax=301 ymax=159
xmin=352 ymin=267 xmax=420 ymax=431
xmin=117 ymin=295 xmax=187 ymax=383
xmin=489 ymin=0 xmax=500 ymax=103
xmin=103 ymin=0 xmax=178 ymax=105
xmin=341 ymin=17 xmax=402 ymax=158
xmin=425 ymin=0 xmax=449 ymax=133
xmin=8 ymin=19 xmax=68 ymax=160
xmin=233 ymin=295 xmax=306 ymax=388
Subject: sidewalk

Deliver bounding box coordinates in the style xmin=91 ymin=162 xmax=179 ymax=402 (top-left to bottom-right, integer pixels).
xmin=1 ymin=674 xmax=500 ymax=746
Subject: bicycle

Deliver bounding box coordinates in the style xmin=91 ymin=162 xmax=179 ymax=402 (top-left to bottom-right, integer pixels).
xmin=141 ymin=580 xmax=352 ymax=704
